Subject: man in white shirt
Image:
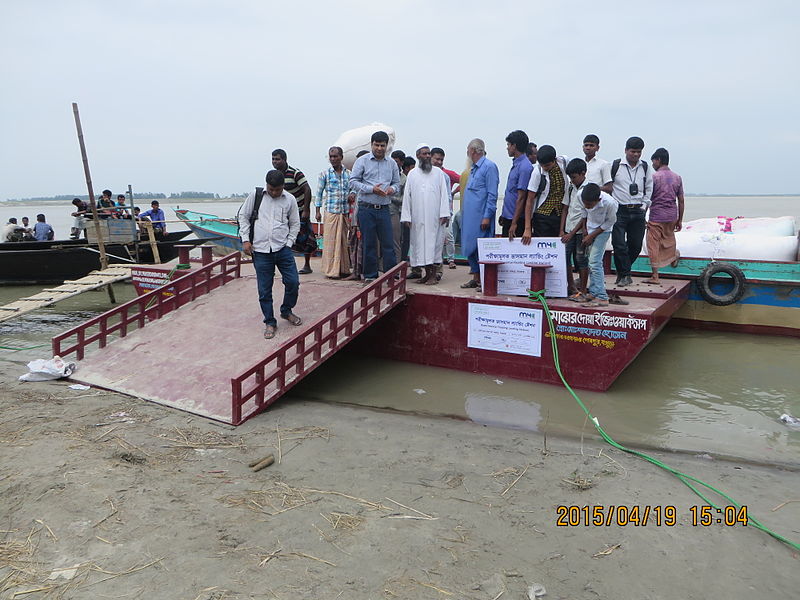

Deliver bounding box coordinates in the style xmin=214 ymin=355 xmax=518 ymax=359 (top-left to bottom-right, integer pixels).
xmin=238 ymin=170 xmax=302 ymax=340
xmin=610 ymin=136 xmax=653 ymax=287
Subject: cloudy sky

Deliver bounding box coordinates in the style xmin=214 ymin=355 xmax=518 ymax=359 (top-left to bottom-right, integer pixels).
xmin=1 ymin=0 xmax=798 ymax=200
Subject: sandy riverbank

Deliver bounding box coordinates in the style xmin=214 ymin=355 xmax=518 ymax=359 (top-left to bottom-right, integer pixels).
xmin=1 ymin=364 xmax=798 ymax=600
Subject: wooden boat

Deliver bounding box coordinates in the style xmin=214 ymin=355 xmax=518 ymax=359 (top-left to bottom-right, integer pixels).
xmin=174 ymin=209 xmax=243 ymax=254
xmin=630 ymin=256 xmax=800 ymax=337
xmin=0 ymin=231 xmax=206 ymax=284
xmin=174 ymin=208 xmax=323 ymax=255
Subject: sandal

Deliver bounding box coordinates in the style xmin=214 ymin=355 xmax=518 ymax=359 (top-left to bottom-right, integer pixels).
xmin=298 ymin=267 xmax=313 ymax=274
xmin=567 ymin=292 xmax=587 ymax=302
xmin=608 ymin=294 xmax=630 ymax=305
xmin=264 ymin=325 xmax=277 ymax=339
xmin=581 ymin=299 xmax=609 ymax=307
xmin=281 ymin=312 xmax=302 ymax=326
xmin=460 ymin=279 xmax=480 ymax=289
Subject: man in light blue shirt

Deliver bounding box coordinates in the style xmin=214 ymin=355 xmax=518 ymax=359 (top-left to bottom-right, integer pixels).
xmin=349 ymin=130 xmax=401 ymax=282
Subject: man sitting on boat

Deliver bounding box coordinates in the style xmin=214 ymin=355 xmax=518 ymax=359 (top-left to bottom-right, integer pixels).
xmin=139 ymin=201 xmax=167 ymax=236
xmin=3 ymin=218 xmax=24 ymax=242
xmin=33 ymin=214 xmax=55 ymax=241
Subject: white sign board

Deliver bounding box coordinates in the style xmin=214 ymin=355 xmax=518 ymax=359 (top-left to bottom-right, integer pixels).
xmin=467 ymin=303 xmax=543 ymax=357
xmin=477 ymin=237 xmax=568 ymax=297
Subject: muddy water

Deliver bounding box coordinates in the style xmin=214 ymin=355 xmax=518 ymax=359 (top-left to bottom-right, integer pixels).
xmin=288 ymin=327 xmax=800 ymax=466
xmin=2 ymin=282 xmax=799 ymax=466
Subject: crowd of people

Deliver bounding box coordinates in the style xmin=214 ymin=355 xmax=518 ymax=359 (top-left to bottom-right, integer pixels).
xmin=238 ymin=130 xmax=685 ymax=338
xmin=69 ymin=190 xmax=167 ymax=239
xmin=2 ymin=214 xmax=55 ymax=242
xmin=3 ymin=190 xmax=168 ymax=243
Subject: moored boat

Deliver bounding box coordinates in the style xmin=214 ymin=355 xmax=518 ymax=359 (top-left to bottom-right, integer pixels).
xmin=631 ymin=216 xmax=800 ymax=337
xmin=0 ymin=231 xmax=203 ymax=284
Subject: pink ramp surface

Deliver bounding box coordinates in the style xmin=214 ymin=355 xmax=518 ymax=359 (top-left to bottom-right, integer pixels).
xmin=72 ymin=271 xmax=368 ymax=423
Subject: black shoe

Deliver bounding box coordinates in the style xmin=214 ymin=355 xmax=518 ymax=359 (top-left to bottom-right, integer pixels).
xmin=407 ymin=271 xmax=422 ymax=280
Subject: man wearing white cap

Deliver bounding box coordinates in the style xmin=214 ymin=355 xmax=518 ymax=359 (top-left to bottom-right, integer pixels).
xmin=400 ymin=144 xmax=451 ymax=284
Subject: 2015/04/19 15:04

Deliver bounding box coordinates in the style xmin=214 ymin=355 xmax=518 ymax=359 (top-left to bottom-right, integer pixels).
xmin=555 ymin=505 xmax=749 ymax=527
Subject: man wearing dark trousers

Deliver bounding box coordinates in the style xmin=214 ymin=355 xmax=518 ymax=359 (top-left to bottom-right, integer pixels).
xmin=610 ymin=136 xmax=653 ymax=287
xmin=238 ymin=170 xmax=302 ymax=340
xmin=349 ymin=131 xmax=400 ymax=283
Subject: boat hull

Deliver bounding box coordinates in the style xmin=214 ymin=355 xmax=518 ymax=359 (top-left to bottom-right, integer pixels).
xmin=0 ymin=232 xmax=195 ymax=284
xmin=631 ymin=256 xmax=800 ymax=337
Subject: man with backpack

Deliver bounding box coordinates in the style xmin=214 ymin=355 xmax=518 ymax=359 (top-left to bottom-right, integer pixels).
xmin=610 ymin=136 xmax=653 ymax=287
xmin=238 ymin=170 xmax=302 ymax=340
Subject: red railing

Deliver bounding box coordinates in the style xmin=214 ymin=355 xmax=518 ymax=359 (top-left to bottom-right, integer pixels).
xmin=230 ymin=261 xmax=408 ymax=424
xmin=53 ymin=252 xmax=242 ymax=360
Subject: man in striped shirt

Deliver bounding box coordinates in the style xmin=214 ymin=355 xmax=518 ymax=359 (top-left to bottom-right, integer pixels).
xmin=272 ymin=149 xmax=314 ymax=274
xmin=315 ymin=146 xmax=355 ymax=278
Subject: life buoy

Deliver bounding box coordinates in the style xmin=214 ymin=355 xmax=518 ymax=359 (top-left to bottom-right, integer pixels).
xmin=696 ymin=262 xmax=747 ymax=306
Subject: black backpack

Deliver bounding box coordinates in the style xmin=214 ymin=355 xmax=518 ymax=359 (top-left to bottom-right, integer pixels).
xmin=245 ymin=186 xmax=265 ymax=244
xmin=611 ymin=158 xmax=648 ymax=181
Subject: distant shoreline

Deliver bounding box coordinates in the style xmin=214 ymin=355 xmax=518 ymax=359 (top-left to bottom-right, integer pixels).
xmin=2 ymin=194 xmax=799 ymax=206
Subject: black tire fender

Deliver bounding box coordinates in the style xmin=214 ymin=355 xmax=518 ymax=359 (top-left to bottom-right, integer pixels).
xmin=696 ymin=262 xmax=747 ymax=306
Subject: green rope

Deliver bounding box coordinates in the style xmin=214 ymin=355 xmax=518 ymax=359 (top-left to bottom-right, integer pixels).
xmin=528 ymin=288 xmax=800 ymax=551
xmin=0 ymin=343 xmax=49 ymax=351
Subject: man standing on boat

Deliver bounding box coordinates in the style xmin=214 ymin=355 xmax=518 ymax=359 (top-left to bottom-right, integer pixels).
xmin=610 ymin=136 xmax=653 ymax=287
xmin=644 ymin=147 xmax=684 ymax=284
xmin=315 ymin=146 xmax=354 ymax=279
xmin=401 ymin=144 xmax=451 ymax=284
xmin=460 ymin=138 xmax=499 ymax=290
xmin=272 ymin=149 xmax=314 ymax=274
xmin=238 ymin=169 xmax=302 ymax=340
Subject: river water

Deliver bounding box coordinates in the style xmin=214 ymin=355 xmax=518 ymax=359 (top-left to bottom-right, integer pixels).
xmin=2 ymin=197 xmax=799 ymax=466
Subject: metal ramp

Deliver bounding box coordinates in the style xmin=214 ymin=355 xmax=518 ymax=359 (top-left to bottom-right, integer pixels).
xmin=0 ymin=267 xmax=132 ymax=324
xmin=53 ymin=253 xmax=407 ymax=425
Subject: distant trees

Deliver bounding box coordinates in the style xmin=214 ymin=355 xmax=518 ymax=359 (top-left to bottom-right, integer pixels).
xmin=5 ymin=191 xmax=249 ymax=202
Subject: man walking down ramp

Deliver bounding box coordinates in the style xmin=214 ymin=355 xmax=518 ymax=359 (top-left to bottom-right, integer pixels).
xmin=401 ymin=144 xmax=451 ymax=284
xmin=238 ymin=170 xmax=303 ymax=340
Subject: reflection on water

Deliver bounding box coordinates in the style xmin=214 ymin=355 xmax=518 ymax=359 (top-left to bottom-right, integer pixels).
xmin=289 ymin=326 xmax=800 ymax=465
xmin=464 ymin=393 xmax=542 ymax=431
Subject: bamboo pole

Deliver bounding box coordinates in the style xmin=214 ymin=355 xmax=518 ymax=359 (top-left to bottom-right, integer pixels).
xmin=72 ymin=102 xmax=115 ymax=303
xmin=128 ymin=185 xmax=140 ymax=263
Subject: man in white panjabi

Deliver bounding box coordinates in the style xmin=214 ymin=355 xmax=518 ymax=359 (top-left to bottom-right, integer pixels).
xmin=400 ymin=144 xmax=451 ymax=284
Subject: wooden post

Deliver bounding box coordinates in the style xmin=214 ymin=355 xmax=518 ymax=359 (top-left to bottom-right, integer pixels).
xmin=142 ymin=221 xmax=162 ymax=264
xmin=127 ymin=185 xmax=140 ymax=263
xmin=72 ymin=102 xmax=115 ymax=303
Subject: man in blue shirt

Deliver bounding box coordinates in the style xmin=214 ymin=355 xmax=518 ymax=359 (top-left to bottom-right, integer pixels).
xmin=349 ymin=131 xmax=401 ymax=282
xmin=139 ymin=201 xmax=167 ymax=235
xmin=33 ymin=213 xmax=55 ymax=241
xmin=499 ymin=130 xmax=533 ymax=238
xmin=460 ymin=138 xmax=499 ymax=289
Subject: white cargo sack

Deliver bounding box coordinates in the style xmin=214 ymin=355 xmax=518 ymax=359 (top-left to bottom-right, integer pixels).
xmin=333 ymin=122 xmax=396 ymax=170
xmin=19 ymin=356 xmax=77 ymax=382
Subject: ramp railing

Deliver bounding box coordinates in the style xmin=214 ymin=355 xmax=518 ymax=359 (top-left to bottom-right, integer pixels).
xmin=53 ymin=252 xmax=242 ymax=360
xmin=230 ymin=261 xmax=408 ymax=424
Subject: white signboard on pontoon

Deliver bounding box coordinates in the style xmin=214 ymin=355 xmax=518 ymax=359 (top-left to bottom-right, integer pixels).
xmin=477 ymin=237 xmax=568 ymax=297
xmin=467 ymin=303 xmax=543 ymax=357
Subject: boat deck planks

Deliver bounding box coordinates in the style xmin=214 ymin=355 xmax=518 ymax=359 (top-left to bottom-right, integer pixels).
xmin=0 ymin=266 xmax=132 ymax=323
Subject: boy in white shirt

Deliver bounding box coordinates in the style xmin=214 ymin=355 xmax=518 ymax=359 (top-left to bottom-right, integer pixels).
xmin=561 ymin=158 xmax=590 ymax=301
xmin=579 ymin=183 xmax=617 ymax=307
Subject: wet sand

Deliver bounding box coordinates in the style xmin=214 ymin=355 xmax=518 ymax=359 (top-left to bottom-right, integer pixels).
xmin=1 ymin=368 xmax=798 ymax=599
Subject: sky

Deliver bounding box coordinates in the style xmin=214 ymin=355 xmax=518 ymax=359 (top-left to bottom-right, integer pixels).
xmin=1 ymin=0 xmax=799 ymax=200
